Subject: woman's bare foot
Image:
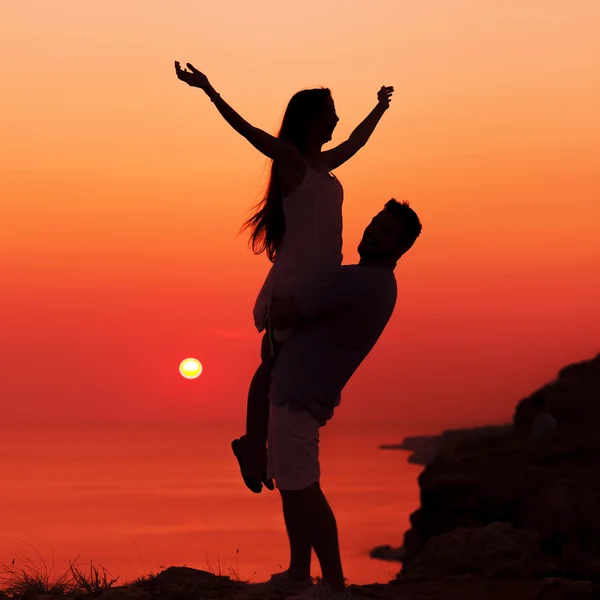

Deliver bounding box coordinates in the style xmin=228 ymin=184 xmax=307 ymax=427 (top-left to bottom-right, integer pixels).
xmin=231 ymin=437 xmax=262 ymax=493
xmin=232 ymin=435 xmax=274 ymax=491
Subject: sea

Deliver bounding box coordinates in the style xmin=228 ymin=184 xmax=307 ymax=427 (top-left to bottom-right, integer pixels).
xmin=0 ymin=420 xmax=424 ymax=586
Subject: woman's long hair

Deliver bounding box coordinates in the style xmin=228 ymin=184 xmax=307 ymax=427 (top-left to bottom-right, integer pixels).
xmin=240 ymin=88 xmax=332 ymax=262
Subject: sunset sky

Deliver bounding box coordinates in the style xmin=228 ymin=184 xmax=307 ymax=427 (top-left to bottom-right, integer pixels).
xmin=1 ymin=0 xmax=599 ymax=428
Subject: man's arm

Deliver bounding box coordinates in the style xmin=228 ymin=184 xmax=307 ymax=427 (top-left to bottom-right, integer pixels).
xmin=269 ymin=295 xmax=305 ymax=330
xmin=270 ymin=267 xmax=366 ymax=329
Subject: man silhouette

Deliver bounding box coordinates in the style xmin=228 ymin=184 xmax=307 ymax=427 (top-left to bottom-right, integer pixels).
xmin=251 ymin=199 xmax=422 ymax=599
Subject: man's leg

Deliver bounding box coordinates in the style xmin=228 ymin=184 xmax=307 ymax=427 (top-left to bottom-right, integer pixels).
xmin=280 ymin=490 xmax=313 ymax=581
xmin=271 ymin=403 xmax=346 ymax=593
xmin=281 ymin=484 xmax=345 ymax=593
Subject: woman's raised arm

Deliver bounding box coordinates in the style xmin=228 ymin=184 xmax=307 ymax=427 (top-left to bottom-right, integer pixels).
xmin=175 ymin=61 xmax=300 ymax=163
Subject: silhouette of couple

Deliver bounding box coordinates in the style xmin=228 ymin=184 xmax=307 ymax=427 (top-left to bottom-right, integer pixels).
xmin=176 ymin=61 xmax=422 ymax=599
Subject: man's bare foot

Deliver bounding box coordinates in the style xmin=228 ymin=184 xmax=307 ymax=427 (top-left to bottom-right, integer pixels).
xmin=250 ymin=570 xmax=314 ymax=593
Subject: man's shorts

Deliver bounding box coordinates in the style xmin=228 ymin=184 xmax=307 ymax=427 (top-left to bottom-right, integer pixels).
xmin=266 ymin=401 xmax=321 ymax=491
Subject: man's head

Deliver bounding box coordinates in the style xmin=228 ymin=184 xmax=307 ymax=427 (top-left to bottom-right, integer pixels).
xmin=358 ymin=199 xmax=422 ymax=265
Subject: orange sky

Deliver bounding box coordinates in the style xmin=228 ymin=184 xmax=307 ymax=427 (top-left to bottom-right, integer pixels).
xmin=1 ymin=0 xmax=599 ymax=428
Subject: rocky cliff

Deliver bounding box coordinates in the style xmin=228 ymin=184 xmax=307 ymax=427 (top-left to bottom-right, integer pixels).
xmin=397 ymin=353 xmax=600 ymax=585
xmin=380 ymin=424 xmax=512 ymax=466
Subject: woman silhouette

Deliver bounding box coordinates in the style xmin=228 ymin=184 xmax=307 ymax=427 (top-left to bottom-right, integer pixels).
xmin=175 ymin=61 xmax=393 ymax=492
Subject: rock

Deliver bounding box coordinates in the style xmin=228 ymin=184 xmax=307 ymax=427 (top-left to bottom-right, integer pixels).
xmin=96 ymin=588 xmax=151 ymax=600
xmin=105 ymin=567 xmax=245 ymax=600
xmin=27 ymin=596 xmax=74 ymax=600
xmin=443 ymin=573 xmax=475 ymax=584
xmin=152 ymin=566 xmax=245 ymax=599
xmin=228 ymin=592 xmax=255 ymax=600
xmin=401 ymin=522 xmax=549 ymax=581
xmin=381 ymin=424 xmax=513 ymax=466
xmin=369 ymin=545 xmax=405 ymax=562
xmin=514 ymin=354 xmax=600 ymax=435
xmin=397 ymin=354 xmax=600 ymax=578
xmin=535 ymin=577 xmax=599 ymax=600
xmin=154 ymin=566 xmax=229 ymax=585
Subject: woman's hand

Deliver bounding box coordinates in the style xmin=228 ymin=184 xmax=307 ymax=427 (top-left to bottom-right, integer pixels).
xmin=377 ymin=85 xmax=394 ymax=108
xmin=173 ymin=61 xmax=301 ymax=162
xmin=175 ymin=61 xmax=211 ymax=91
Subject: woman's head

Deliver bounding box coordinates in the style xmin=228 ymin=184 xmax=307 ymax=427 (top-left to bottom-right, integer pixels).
xmin=279 ymin=88 xmax=338 ymax=151
xmin=241 ymin=88 xmax=338 ymax=262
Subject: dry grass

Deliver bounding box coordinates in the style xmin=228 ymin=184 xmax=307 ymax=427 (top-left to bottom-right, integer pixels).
xmin=126 ymin=571 xmax=160 ymax=587
xmin=2 ymin=543 xmax=353 ymax=597
xmin=0 ymin=543 xmax=260 ymax=597
xmin=0 ymin=543 xmax=118 ymax=598
xmin=201 ymin=549 xmax=257 ymax=584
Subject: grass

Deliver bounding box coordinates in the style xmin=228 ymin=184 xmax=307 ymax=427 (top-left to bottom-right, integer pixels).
xmin=201 ymin=548 xmax=257 ymax=584
xmin=0 ymin=543 xmax=120 ymax=598
xmin=0 ymin=543 xmax=370 ymax=597
xmin=0 ymin=543 xmax=257 ymax=598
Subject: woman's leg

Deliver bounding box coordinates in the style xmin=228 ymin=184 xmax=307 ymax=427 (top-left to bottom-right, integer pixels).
xmin=246 ymin=333 xmax=274 ymax=439
xmin=241 ymin=333 xmax=275 ymax=476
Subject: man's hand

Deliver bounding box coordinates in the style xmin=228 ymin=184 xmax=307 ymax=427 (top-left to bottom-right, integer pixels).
xmin=175 ymin=61 xmax=211 ymax=91
xmin=377 ymin=85 xmax=394 ymax=109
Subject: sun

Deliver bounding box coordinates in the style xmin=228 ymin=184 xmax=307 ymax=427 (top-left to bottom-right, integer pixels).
xmin=179 ymin=358 xmax=203 ymax=379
